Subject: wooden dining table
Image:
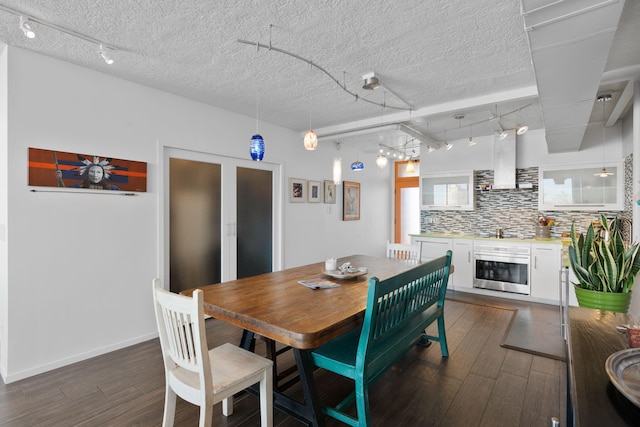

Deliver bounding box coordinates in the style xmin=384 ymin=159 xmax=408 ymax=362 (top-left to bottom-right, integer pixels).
xmin=181 ymin=254 xmax=428 ymax=427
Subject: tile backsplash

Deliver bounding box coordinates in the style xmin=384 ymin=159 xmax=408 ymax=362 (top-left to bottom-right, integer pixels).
xmin=420 ymin=155 xmax=633 ymax=239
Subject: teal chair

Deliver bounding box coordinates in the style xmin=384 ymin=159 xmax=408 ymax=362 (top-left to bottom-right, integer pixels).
xmin=310 ymin=252 xmax=451 ymax=426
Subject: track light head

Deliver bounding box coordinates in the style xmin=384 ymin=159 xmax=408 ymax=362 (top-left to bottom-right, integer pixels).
xmin=362 ymin=72 xmax=380 ymax=90
xmin=19 ymin=16 xmax=35 ymax=39
xmin=516 ymin=125 xmax=528 ymax=135
xmin=99 ymin=44 xmax=114 ymax=65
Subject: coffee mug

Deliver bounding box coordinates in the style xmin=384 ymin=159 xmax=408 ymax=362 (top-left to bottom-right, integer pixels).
xmin=325 ymin=258 xmax=337 ymax=271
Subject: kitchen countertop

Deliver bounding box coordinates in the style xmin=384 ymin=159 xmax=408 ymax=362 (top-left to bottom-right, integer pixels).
xmin=409 ymin=233 xmax=565 ymax=245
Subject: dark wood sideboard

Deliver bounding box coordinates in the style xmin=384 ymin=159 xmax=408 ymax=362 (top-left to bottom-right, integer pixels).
xmin=567 ymin=306 xmax=640 ymax=426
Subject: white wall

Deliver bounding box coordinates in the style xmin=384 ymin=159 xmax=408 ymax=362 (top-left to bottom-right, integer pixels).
xmin=0 ymin=46 xmax=391 ymax=382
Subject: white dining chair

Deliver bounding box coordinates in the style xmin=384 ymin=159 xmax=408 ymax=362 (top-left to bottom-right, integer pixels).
xmin=386 ymin=240 xmax=422 ymax=261
xmin=152 ymin=279 xmax=273 ymax=427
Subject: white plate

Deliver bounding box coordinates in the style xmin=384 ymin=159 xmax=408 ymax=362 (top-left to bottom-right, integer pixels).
xmin=605 ymin=348 xmax=640 ymax=407
xmin=322 ymin=268 xmax=368 ymax=279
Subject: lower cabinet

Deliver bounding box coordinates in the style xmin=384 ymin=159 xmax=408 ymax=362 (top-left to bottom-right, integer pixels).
xmin=410 ymin=236 xmax=563 ymax=302
xmin=530 ymin=243 xmax=561 ymax=303
xmin=452 ymin=239 xmax=473 ymax=290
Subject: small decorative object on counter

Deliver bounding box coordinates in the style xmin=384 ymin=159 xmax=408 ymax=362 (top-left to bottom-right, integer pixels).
xmin=535 ymin=215 xmax=554 ymax=239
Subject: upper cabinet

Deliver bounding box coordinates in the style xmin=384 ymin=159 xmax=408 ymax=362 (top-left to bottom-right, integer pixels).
xmin=538 ymin=162 xmax=624 ymax=211
xmin=420 ymin=170 xmax=475 ymax=211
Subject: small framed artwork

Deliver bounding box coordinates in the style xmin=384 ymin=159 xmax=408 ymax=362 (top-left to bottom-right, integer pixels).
xmin=324 ymin=180 xmax=336 ymax=204
xmin=289 ymin=178 xmax=307 ymax=202
xmin=308 ymin=180 xmax=322 ymax=203
xmin=343 ymin=181 xmax=360 ymax=221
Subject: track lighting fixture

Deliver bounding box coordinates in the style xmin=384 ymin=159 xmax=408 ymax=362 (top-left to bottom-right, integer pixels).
xmin=362 ymin=72 xmax=381 ymax=90
xmin=19 ymin=15 xmax=35 ymax=39
xmin=99 ymin=44 xmax=114 ymax=65
xmin=516 ymin=125 xmax=529 ymax=135
xmin=0 ymin=5 xmax=118 ymax=65
xmin=445 ymin=142 xmax=453 ymax=150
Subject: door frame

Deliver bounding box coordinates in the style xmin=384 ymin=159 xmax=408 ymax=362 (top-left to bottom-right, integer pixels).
xmin=158 ymin=145 xmax=283 ymax=287
xmin=394 ymin=160 xmax=420 ymax=243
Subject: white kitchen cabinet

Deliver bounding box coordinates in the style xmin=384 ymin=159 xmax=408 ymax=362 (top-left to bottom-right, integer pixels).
xmin=452 ymin=239 xmax=473 ymax=290
xmin=538 ymin=162 xmax=624 ymax=211
xmin=420 ymin=170 xmax=475 ymax=211
xmin=530 ymin=243 xmax=562 ymax=303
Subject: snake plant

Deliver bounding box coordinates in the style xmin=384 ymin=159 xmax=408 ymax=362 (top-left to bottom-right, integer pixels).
xmin=568 ymin=214 xmax=640 ymax=293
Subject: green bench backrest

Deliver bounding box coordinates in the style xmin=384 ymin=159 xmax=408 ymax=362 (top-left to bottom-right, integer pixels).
xmin=357 ymin=251 xmax=452 ymax=370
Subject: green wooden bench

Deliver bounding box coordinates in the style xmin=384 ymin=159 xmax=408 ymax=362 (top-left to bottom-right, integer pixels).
xmin=310 ymin=251 xmax=452 ymax=426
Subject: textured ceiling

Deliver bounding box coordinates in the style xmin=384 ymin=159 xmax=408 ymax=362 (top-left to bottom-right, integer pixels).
xmin=0 ymin=0 xmax=638 ymax=155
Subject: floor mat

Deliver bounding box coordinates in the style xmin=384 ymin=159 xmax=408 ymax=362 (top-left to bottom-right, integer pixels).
xmin=446 ymin=290 xmax=567 ymax=361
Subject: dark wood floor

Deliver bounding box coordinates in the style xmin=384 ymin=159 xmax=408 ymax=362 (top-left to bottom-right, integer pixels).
xmin=0 ymin=296 xmax=566 ymax=426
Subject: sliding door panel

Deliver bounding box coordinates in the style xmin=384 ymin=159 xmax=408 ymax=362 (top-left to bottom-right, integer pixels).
xmin=236 ymin=167 xmax=272 ymax=279
xmin=169 ymin=158 xmax=221 ymax=292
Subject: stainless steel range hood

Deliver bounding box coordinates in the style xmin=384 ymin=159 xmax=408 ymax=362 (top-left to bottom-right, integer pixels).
xmin=493 ymin=129 xmax=516 ymax=189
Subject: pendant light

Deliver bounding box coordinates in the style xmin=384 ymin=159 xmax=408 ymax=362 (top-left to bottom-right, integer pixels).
xmin=350 ymin=157 xmax=365 ymax=171
xmin=468 ymin=123 xmax=476 ymax=147
xmin=405 ymin=159 xmax=415 ymax=173
xmin=444 ymin=130 xmax=452 ymax=150
xmin=303 ymin=88 xmax=317 ymax=150
xmin=516 ymin=106 xmax=528 ymax=135
xmin=594 ymin=94 xmax=613 ymax=177
xmin=303 ymin=130 xmax=317 ymax=150
xmin=333 ymin=142 xmax=342 ymax=184
xmin=250 ymin=94 xmax=265 ymax=161
xmin=376 ymin=155 xmax=388 ymax=169
xmin=333 ymin=158 xmax=342 ymax=183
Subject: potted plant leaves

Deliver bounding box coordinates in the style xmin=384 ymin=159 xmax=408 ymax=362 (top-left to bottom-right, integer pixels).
xmin=568 ymin=214 xmax=640 ymax=313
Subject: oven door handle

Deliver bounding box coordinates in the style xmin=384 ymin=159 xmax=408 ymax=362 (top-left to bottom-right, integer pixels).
xmin=474 ymin=254 xmax=530 ymax=263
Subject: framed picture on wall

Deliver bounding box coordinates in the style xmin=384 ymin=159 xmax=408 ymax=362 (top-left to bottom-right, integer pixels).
xmin=289 ymin=178 xmax=307 ymax=202
xmin=308 ymin=180 xmax=322 ymax=203
xmin=324 ymin=180 xmax=336 ymax=204
xmin=343 ymin=181 xmax=360 ymax=220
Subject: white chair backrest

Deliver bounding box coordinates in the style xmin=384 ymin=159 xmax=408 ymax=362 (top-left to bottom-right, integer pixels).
xmin=386 ymin=241 xmax=422 ymax=261
xmin=153 ymin=279 xmax=211 ymax=384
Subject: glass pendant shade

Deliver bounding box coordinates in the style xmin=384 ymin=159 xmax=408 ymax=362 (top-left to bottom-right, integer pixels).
xmin=249 ymin=134 xmax=265 ymax=161
xmin=303 ymin=130 xmax=318 ymax=150
xmin=333 ymin=157 xmax=342 ymax=184
xmin=405 ymin=160 xmax=415 ymax=173
xmin=376 ymin=155 xmax=388 ymax=169
xmin=350 ymin=161 xmax=364 ymax=171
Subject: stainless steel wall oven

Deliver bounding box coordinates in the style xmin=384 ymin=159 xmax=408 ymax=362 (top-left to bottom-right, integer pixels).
xmin=473 ymin=244 xmax=530 ymax=295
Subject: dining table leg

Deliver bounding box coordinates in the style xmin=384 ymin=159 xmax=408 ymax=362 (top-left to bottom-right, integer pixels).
xmin=292 ymin=348 xmax=325 ymax=427
xmin=238 ymin=330 xmax=325 ymax=426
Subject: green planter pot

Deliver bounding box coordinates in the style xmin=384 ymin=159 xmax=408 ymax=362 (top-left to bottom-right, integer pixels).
xmin=574 ymin=285 xmax=632 ymax=313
